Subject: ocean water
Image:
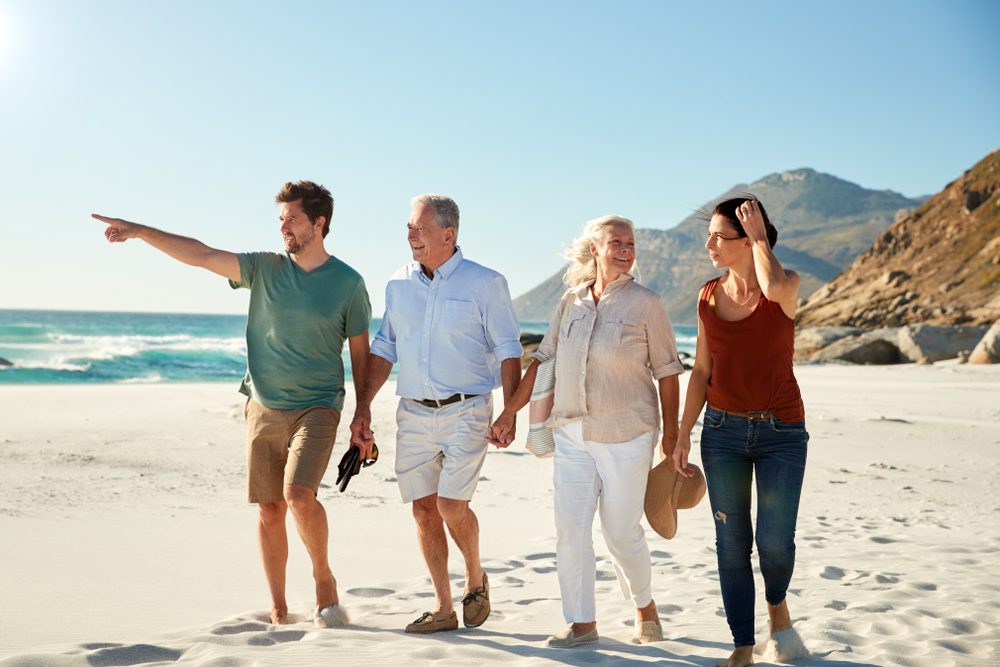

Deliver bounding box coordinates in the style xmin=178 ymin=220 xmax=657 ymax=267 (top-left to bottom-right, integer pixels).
xmin=0 ymin=309 xmax=696 ymax=385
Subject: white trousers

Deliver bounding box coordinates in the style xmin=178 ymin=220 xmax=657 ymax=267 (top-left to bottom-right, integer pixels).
xmin=553 ymin=421 xmax=655 ymax=623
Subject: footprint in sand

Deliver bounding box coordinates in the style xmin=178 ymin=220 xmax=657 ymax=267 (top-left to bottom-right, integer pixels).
xmin=347 ymin=587 xmax=395 ymax=598
xmin=820 ymin=566 xmax=846 ymax=580
xmin=874 ymin=574 xmax=900 ymax=584
xmin=943 ymin=618 xmax=983 ymax=634
xmin=525 ymin=552 xmax=556 ymax=561
xmin=825 ymin=600 xmax=847 ymax=610
xmin=936 ymin=639 xmax=977 ymax=655
xmin=83 ymin=644 xmax=183 ymax=666
xmin=502 ymin=575 xmax=526 ymax=586
xmin=484 ymin=560 xmax=522 ymax=573
xmin=211 ymin=621 xmax=271 ymax=635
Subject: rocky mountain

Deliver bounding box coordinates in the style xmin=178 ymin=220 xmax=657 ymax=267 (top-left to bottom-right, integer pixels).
xmin=514 ymin=169 xmax=922 ymax=324
xmin=798 ymin=150 xmax=1000 ymax=328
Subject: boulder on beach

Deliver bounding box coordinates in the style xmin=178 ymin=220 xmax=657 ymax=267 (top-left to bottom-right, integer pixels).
xmin=794 ymin=326 xmax=862 ymax=361
xmin=897 ymin=324 xmax=989 ymax=364
xmin=809 ymin=331 xmax=902 ymax=365
xmin=969 ymin=321 xmax=1000 ymax=364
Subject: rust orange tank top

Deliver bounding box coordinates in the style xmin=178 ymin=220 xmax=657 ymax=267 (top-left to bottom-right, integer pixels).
xmin=699 ymin=276 xmax=805 ymax=422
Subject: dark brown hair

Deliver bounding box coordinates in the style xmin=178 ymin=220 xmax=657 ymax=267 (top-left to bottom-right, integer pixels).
xmin=712 ymin=195 xmax=778 ymax=248
xmin=275 ymin=181 xmax=334 ymax=238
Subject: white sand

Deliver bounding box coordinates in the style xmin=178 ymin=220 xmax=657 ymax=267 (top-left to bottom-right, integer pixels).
xmin=1 ymin=365 xmax=998 ymax=666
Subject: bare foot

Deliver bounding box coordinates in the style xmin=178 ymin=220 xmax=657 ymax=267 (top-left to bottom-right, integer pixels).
xmin=315 ymin=570 xmax=339 ymax=610
xmin=766 ymin=603 xmax=808 ymax=662
xmin=716 ymin=646 xmax=754 ymax=667
xmin=768 ymin=600 xmax=792 ymax=634
xmin=270 ymin=606 xmax=288 ymax=624
xmin=571 ymin=621 xmax=597 ymax=636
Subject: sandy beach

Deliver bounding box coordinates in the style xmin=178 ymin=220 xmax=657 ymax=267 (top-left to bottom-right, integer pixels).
xmin=1 ymin=364 xmax=998 ymax=666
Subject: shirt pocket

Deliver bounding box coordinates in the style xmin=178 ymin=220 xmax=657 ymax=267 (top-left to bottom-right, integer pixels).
xmin=560 ymin=310 xmax=587 ymax=341
xmin=441 ymin=299 xmax=480 ymax=324
xmin=610 ymin=317 xmax=645 ymax=346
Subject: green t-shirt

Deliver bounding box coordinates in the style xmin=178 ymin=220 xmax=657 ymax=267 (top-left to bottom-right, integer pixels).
xmin=229 ymin=252 xmax=371 ymax=412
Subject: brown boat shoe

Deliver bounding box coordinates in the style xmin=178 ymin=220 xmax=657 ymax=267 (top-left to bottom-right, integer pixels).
xmin=405 ymin=610 xmax=458 ymax=634
xmin=462 ymin=572 xmax=490 ymax=628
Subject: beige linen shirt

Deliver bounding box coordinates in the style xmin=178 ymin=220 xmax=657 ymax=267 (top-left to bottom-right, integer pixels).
xmin=532 ymin=275 xmax=684 ymax=443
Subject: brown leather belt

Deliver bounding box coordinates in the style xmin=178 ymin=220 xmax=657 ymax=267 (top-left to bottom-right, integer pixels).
xmin=707 ymin=404 xmax=772 ymax=420
xmin=413 ymin=393 xmax=481 ymax=409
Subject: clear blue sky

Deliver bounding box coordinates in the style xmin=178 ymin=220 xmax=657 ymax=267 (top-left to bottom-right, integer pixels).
xmin=1 ymin=0 xmax=997 ymax=315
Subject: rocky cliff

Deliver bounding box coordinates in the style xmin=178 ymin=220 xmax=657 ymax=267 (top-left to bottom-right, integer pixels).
xmin=797 ymin=150 xmax=1000 ymax=327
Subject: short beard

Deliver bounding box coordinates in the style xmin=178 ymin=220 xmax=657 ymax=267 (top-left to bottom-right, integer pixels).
xmin=285 ymin=228 xmax=315 ymax=255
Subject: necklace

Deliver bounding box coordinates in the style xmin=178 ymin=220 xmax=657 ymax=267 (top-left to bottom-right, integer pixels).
xmin=723 ymin=280 xmax=759 ymax=307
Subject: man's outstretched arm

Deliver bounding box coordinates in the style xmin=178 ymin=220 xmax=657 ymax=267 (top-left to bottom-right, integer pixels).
xmin=93 ymin=213 xmax=241 ymax=282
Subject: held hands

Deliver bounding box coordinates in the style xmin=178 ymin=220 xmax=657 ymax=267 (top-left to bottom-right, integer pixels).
xmin=671 ymin=432 xmax=695 ymax=478
xmin=487 ymin=409 xmax=516 ymax=448
xmin=92 ymin=214 xmax=143 ymax=243
xmin=734 ymin=199 xmax=767 ymax=244
xmin=349 ymin=407 xmax=376 ymax=460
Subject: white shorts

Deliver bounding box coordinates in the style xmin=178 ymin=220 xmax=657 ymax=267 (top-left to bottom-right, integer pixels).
xmin=394 ymin=393 xmax=493 ymax=503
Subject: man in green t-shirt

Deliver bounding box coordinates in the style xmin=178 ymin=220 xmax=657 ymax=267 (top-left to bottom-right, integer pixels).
xmin=93 ymin=181 xmax=371 ymax=628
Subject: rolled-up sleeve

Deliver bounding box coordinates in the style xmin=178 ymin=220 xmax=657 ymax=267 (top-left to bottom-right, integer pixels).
xmin=370 ymin=286 xmax=398 ymax=363
xmin=646 ymin=296 xmax=684 ymax=379
xmin=482 ymin=274 xmax=523 ymax=362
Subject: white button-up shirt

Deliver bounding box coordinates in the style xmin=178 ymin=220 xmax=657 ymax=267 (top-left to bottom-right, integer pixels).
xmin=371 ymin=248 xmax=523 ymax=400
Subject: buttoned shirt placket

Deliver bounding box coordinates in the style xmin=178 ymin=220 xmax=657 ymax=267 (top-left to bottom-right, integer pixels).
xmin=418 ymin=270 xmax=437 ymax=399
xmin=576 ymin=293 xmax=596 ymax=423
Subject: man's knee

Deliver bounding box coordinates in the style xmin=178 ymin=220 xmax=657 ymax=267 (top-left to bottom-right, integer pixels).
xmin=258 ymin=500 xmax=287 ymax=525
xmin=412 ymin=494 xmax=441 ymax=523
xmin=437 ymin=497 xmax=469 ymax=524
xmin=284 ymin=485 xmax=317 ymax=513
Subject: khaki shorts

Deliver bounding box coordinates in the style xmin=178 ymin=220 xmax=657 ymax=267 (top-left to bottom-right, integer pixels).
xmin=245 ymin=398 xmax=340 ymax=504
xmin=394 ymin=393 xmax=492 ymax=503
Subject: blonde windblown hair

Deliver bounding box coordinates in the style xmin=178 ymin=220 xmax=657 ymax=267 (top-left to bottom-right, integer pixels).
xmin=562 ymin=215 xmax=638 ymax=287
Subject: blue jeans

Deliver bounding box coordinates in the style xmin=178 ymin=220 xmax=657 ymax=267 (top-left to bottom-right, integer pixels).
xmin=700 ymin=407 xmax=808 ymax=648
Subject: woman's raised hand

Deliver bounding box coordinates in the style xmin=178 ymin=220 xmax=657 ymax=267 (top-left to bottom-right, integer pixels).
xmin=735 ymin=199 xmax=767 ymax=244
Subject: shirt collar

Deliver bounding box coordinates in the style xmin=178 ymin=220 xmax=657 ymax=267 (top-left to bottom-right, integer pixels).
xmin=433 ymin=246 xmax=464 ymax=280
xmin=572 ymin=272 xmax=635 ymax=299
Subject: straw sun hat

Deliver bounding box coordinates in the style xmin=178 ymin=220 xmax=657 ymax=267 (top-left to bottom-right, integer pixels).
xmin=644 ymin=458 xmax=707 ymax=539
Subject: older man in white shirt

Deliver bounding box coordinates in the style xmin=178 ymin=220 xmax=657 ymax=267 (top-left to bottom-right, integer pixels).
xmin=352 ymin=194 xmax=522 ymax=634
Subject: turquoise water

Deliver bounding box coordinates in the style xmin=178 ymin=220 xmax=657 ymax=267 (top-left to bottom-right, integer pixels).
xmin=0 ymin=309 xmax=695 ymax=384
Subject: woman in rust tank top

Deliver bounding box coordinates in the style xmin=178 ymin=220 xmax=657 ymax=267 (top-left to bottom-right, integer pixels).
xmin=672 ymin=197 xmax=808 ymax=667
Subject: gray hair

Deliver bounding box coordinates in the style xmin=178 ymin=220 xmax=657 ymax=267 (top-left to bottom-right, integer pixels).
xmin=411 ymin=194 xmax=460 ymax=238
xmin=563 ymin=214 xmax=638 ymax=287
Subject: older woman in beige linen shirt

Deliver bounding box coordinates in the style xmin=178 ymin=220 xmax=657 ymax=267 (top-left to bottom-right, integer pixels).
xmin=491 ymin=215 xmax=684 ymax=648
